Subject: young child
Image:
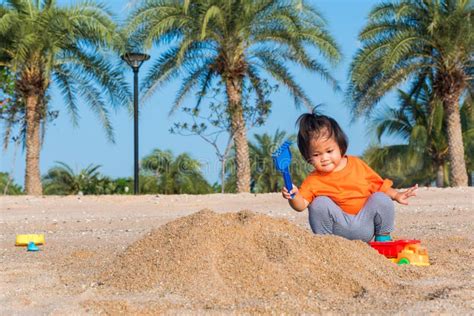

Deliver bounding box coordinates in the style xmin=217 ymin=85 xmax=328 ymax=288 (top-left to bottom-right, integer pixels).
xmin=282 ymin=112 xmax=418 ymax=242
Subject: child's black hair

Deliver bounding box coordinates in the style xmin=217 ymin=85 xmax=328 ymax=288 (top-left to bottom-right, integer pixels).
xmin=296 ymin=110 xmax=348 ymax=161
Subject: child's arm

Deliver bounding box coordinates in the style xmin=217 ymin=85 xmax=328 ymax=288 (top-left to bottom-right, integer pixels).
xmin=282 ymin=185 xmax=309 ymax=212
xmin=385 ymin=184 xmax=418 ymax=205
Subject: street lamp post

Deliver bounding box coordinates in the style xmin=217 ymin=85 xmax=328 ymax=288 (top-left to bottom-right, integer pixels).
xmin=121 ymin=52 xmax=150 ymax=195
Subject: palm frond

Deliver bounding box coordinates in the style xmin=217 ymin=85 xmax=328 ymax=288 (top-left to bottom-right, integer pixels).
xmin=171 ymin=63 xmax=215 ymax=114
xmin=140 ymin=46 xmax=181 ymax=102
xmin=253 ymin=49 xmax=313 ymax=110
xmin=52 ymin=65 xmax=80 ymax=127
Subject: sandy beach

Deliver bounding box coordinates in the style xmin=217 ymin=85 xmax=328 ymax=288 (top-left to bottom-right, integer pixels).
xmin=1 ymin=187 xmax=473 ymax=314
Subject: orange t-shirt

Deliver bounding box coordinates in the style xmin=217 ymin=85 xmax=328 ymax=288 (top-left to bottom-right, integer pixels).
xmin=299 ymin=155 xmax=393 ymax=215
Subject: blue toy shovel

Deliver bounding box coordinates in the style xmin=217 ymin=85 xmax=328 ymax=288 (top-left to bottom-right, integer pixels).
xmin=272 ymin=140 xmax=295 ymax=199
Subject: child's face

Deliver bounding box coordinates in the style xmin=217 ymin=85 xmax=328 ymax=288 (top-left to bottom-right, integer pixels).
xmin=308 ymin=133 xmax=344 ymax=173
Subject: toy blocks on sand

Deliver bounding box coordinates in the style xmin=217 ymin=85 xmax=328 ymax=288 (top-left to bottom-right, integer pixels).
xmin=15 ymin=234 xmax=45 ymax=246
xmin=369 ymin=239 xmax=430 ymax=266
xmin=272 ymin=140 xmax=294 ymax=199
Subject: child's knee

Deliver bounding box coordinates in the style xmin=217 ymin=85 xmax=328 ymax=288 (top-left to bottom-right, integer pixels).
xmin=308 ymin=196 xmax=337 ymax=225
xmin=308 ymin=196 xmax=334 ymax=213
xmin=370 ymin=192 xmax=394 ymax=212
xmin=308 ymin=196 xmax=335 ymax=234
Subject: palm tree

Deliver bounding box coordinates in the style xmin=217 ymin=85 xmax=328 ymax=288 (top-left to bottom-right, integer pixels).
xmin=348 ymin=0 xmax=473 ymax=186
xmin=42 ymin=162 xmax=102 ymax=195
xmin=0 ymin=0 xmax=129 ymax=195
xmin=0 ymin=172 xmax=23 ymax=195
xmin=365 ymin=87 xmax=448 ymax=187
xmin=141 ymin=149 xmax=212 ymax=194
xmin=364 ymin=85 xmax=473 ymax=187
xmin=126 ymin=0 xmax=341 ymax=192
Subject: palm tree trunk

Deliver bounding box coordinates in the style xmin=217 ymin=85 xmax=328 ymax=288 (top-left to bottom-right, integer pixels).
xmin=24 ymin=94 xmax=43 ymax=195
xmin=436 ymin=163 xmax=444 ymax=188
xmin=443 ymin=97 xmax=468 ymax=187
xmin=225 ymin=77 xmax=250 ymax=193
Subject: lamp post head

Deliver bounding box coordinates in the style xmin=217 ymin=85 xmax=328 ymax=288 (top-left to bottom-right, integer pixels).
xmin=121 ymin=52 xmax=150 ymax=71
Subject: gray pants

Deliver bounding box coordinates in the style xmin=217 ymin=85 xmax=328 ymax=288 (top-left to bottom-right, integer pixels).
xmin=308 ymin=192 xmax=394 ymax=242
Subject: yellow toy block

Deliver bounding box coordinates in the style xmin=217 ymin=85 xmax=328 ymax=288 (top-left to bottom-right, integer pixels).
xmin=15 ymin=234 xmax=45 ymax=246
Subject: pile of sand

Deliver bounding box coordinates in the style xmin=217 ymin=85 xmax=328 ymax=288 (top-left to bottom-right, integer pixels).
xmin=99 ymin=209 xmax=399 ymax=311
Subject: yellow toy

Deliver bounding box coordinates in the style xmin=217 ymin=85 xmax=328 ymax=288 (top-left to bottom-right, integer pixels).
xmin=390 ymin=243 xmax=430 ymax=266
xmin=15 ymin=234 xmax=45 ymax=246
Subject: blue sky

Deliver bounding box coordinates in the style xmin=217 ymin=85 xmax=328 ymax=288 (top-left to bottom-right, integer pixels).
xmin=0 ymin=0 xmax=400 ymax=187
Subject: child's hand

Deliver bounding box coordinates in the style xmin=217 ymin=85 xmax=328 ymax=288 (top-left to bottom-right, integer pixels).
xmin=394 ymin=184 xmax=418 ymax=205
xmin=282 ymin=184 xmax=298 ymax=200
